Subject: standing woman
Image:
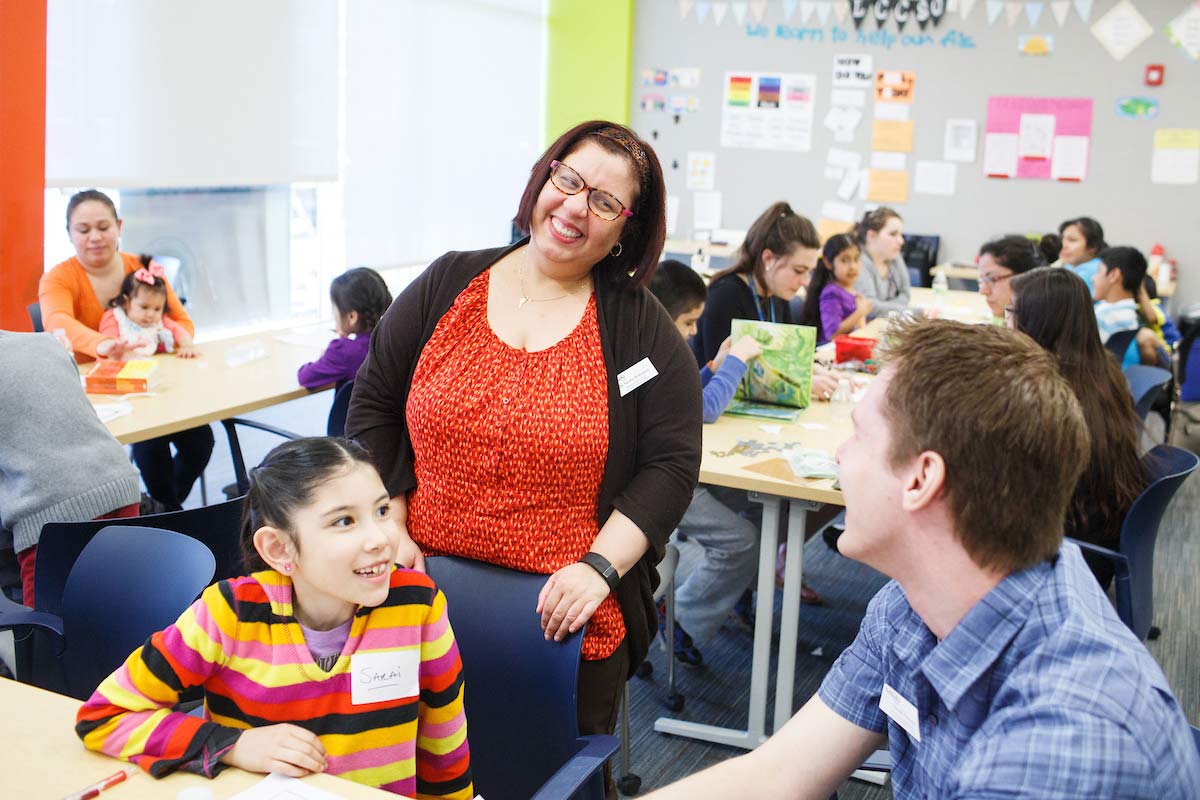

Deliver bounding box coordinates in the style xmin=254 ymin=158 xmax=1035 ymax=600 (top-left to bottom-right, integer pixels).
xmin=345 ymin=122 xmax=701 ymax=761
xmin=1007 ymin=267 xmax=1144 ymax=587
xmin=690 ymin=201 xmax=821 ymax=365
xmin=853 ymin=206 xmax=910 ymax=318
xmin=1057 ymin=216 xmax=1106 ymax=295
xmin=39 ymin=190 xmax=214 ymax=510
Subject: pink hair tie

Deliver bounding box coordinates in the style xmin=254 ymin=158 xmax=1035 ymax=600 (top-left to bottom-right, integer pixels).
xmin=133 ymin=261 xmax=165 ymax=285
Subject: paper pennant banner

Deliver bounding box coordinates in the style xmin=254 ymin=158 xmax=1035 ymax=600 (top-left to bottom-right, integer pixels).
xmin=947 ymin=0 xmax=959 ymax=11
xmin=1166 ymin=3 xmax=1200 ymax=60
xmin=1051 ymin=0 xmax=1070 ymax=26
xmin=750 ymin=0 xmax=767 ymax=23
xmin=712 ymin=2 xmax=728 ymax=24
xmin=986 ymin=1 xmax=1004 ymax=24
xmin=1006 ymin=1 xmax=1023 ymax=26
xmin=1091 ymin=0 xmax=1152 ymax=61
xmin=731 ymin=1 xmax=748 ymax=25
xmin=815 ymin=1 xmax=832 ymax=24
xmin=783 ymin=0 xmax=799 ymax=21
xmin=800 ymin=0 xmax=816 ymax=23
xmin=680 ymin=0 xmax=696 ymax=21
xmin=1074 ymin=0 xmax=1093 ymax=24
xmin=696 ymin=1 xmax=710 ymax=23
xmin=1026 ymin=2 xmax=1043 ymax=26
xmin=960 ymin=0 xmax=978 ymax=19
xmin=833 ymin=1 xmax=849 ymax=24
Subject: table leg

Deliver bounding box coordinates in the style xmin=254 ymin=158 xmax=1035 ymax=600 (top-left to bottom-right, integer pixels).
xmin=774 ymin=499 xmax=820 ymax=732
xmin=652 ymin=493 xmax=781 ymax=749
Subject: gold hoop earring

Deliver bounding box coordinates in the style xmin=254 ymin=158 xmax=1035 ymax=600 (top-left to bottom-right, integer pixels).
xmin=610 ymin=242 xmax=623 ymax=258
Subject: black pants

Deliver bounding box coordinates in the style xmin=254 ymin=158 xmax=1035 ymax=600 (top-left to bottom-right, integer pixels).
xmin=578 ymin=639 xmax=630 ymax=800
xmin=132 ymin=425 xmax=215 ymax=509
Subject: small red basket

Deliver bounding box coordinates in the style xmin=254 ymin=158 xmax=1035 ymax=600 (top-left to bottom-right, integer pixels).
xmin=833 ymin=335 xmax=875 ymax=364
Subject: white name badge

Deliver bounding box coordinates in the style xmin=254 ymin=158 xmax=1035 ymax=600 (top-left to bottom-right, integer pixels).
xmin=879 ymin=682 xmax=921 ymax=742
xmin=617 ymin=357 xmax=658 ymax=397
xmin=350 ymin=650 xmax=420 ymax=705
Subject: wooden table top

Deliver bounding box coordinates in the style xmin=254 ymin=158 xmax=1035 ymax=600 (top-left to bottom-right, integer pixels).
xmin=0 ymin=677 xmax=400 ymax=799
xmin=86 ymin=325 xmax=336 ymax=445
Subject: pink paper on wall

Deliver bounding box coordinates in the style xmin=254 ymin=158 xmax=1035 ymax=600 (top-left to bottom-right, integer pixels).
xmin=985 ymin=96 xmax=1093 ymax=180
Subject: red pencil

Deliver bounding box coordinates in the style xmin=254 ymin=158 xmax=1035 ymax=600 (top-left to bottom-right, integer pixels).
xmin=62 ymin=766 xmax=137 ymax=800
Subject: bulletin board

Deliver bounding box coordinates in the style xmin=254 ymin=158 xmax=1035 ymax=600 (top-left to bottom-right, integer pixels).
xmin=630 ymin=0 xmax=1200 ymax=307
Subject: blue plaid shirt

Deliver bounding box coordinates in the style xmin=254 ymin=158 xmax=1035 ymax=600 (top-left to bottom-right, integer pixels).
xmin=819 ymin=542 xmax=1200 ymax=798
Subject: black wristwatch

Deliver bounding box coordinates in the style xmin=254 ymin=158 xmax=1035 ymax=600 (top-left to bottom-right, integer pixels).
xmin=579 ymin=552 xmax=620 ymax=593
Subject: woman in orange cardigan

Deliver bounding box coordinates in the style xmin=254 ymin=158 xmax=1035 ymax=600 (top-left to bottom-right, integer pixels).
xmin=39 ymin=190 xmax=214 ymax=510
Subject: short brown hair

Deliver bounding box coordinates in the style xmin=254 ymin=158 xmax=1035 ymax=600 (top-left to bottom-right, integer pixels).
xmin=879 ymin=319 xmax=1089 ymax=573
xmin=514 ymin=120 xmax=666 ymax=289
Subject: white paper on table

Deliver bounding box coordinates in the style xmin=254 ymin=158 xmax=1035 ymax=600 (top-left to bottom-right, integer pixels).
xmin=836 ymin=169 xmax=862 ymax=201
xmin=821 ymin=200 xmax=858 ymax=222
xmin=1151 ymin=149 xmax=1200 ymax=185
xmin=983 ymin=133 xmax=1019 ymax=177
xmin=831 ymin=88 xmax=866 ymax=107
xmin=913 ymin=161 xmax=957 ymax=195
xmin=874 ymin=103 xmax=910 ymax=122
xmin=943 ymin=118 xmax=977 ymax=162
xmin=93 ymin=401 xmax=134 ymax=424
xmin=686 ymin=151 xmax=716 ymax=190
xmin=824 ymin=164 xmax=845 ymax=180
xmin=693 ymin=191 xmax=723 ymax=231
xmin=229 ymin=773 xmax=346 ymax=800
xmin=1050 ymin=135 xmax=1089 ymax=181
xmin=826 ymin=147 xmax=862 ymax=170
xmin=665 ymin=195 xmax=680 ymax=236
xmin=1017 ymin=113 xmax=1055 ymax=159
xmin=870 ymin=152 xmax=907 ymax=171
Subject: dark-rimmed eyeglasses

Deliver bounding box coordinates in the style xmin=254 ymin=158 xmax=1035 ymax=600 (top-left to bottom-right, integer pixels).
xmin=979 ymin=272 xmax=1014 ymax=288
xmin=548 ymin=160 xmax=634 ymax=221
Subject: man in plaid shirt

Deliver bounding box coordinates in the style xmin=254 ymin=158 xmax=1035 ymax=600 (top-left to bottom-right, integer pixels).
xmin=646 ymin=320 xmax=1200 ymax=799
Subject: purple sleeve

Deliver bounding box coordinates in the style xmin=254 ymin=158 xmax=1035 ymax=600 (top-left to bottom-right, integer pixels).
xmin=819 ymin=287 xmax=850 ymax=342
xmin=297 ymin=337 xmax=368 ymax=388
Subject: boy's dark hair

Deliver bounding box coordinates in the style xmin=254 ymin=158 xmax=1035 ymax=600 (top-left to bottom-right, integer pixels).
xmin=1099 ymin=246 xmax=1148 ymax=294
xmin=1058 ymin=216 xmax=1106 ymax=255
xmin=331 ymin=267 xmax=393 ymax=334
xmin=649 ymin=260 xmax=707 ymax=320
xmin=978 ymin=235 xmax=1045 ymax=275
xmin=108 ymin=254 xmax=168 ymax=309
xmin=239 ymin=437 xmax=377 ymax=572
xmin=66 ymin=189 xmax=119 ymax=229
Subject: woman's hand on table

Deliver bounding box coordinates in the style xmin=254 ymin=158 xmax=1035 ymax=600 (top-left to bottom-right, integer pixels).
xmin=220 ymin=723 xmax=327 ymax=777
xmin=537 ymin=562 xmax=610 ymax=642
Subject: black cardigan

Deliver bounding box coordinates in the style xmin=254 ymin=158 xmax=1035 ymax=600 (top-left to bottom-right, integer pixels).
xmin=345 ymin=240 xmax=702 ymax=674
xmin=690 ymin=272 xmax=794 ymax=366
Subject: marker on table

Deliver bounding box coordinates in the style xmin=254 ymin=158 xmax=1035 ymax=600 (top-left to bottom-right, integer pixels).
xmin=62 ymin=766 xmax=137 ymax=800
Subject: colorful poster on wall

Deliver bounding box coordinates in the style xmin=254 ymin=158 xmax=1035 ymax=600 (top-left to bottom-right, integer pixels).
xmin=1150 ymin=129 xmax=1200 ymax=185
xmin=984 ymin=96 xmax=1093 ymax=180
xmin=686 ymin=151 xmax=716 ymax=190
xmin=721 ymin=71 xmax=817 ymax=151
xmin=875 ymin=70 xmax=915 ymax=103
xmin=1166 ymin=2 xmax=1200 ymax=61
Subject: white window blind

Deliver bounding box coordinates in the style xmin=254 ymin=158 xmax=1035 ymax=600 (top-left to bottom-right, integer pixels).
xmin=46 ymin=0 xmax=338 ymax=188
xmin=343 ymin=0 xmax=545 ymax=267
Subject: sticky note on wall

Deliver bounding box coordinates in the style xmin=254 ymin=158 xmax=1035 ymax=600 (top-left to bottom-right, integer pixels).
xmin=872 ymin=120 xmax=915 ymax=152
xmin=866 ymin=170 xmax=909 ymax=204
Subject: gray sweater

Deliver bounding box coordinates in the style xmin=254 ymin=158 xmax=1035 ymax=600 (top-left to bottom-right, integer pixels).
xmin=854 ymin=249 xmax=912 ymax=319
xmin=0 ymin=332 xmax=141 ymax=553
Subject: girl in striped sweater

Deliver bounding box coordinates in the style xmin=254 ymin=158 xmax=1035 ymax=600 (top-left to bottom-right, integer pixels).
xmin=76 ymin=437 xmax=472 ymax=799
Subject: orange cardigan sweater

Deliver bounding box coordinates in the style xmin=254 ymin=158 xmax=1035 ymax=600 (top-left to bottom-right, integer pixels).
xmin=39 ymin=253 xmax=194 ymax=361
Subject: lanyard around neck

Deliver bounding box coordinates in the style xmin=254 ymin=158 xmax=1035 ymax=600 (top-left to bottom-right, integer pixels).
xmin=747 ymin=277 xmax=776 ymax=323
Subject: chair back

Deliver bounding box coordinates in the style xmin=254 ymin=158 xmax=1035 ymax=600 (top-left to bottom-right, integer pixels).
xmin=35 ymin=496 xmax=245 ymax=618
xmin=1105 ymin=328 xmax=1138 ymax=361
xmin=1115 ymin=445 xmax=1199 ymax=640
xmin=1124 ymin=365 xmax=1172 ymax=421
xmin=327 ymin=380 xmax=355 ymax=437
xmin=60 ymin=526 xmax=214 ymax=699
xmin=425 ymin=556 xmax=590 ymax=800
xmin=27 ymin=302 xmax=43 ymax=333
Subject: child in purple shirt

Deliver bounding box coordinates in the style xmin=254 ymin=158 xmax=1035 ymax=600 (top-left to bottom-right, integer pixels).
xmin=298 ymin=267 xmax=393 ymax=388
xmin=798 ymin=233 xmax=873 ymax=344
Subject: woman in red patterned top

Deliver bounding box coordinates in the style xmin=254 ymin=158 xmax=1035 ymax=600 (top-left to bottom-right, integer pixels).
xmin=346 ymin=122 xmax=701 ymax=764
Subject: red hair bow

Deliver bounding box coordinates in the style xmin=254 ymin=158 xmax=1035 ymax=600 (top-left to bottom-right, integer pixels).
xmin=134 ymin=261 xmax=166 ymax=285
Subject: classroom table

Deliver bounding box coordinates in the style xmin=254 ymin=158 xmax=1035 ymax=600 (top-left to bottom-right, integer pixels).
xmin=654 ymin=288 xmax=989 ymax=749
xmin=87 ymin=325 xmax=335 ymax=445
xmin=0 ymin=677 xmax=400 ymax=799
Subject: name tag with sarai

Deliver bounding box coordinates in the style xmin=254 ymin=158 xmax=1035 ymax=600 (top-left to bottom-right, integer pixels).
xmin=350 ymin=650 xmax=420 ymax=705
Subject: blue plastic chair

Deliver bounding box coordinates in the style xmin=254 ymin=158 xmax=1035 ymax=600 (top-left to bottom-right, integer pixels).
xmin=1105 ymin=328 xmax=1138 ymax=362
xmin=0 ymin=526 xmax=215 ymax=699
xmin=27 ymin=302 xmax=43 ymax=332
xmin=1124 ymin=365 xmax=1172 ymax=422
xmin=1069 ymin=445 xmax=1199 ymax=641
xmin=426 ymin=556 xmax=618 ymax=800
xmin=222 ymin=380 xmax=355 ymax=495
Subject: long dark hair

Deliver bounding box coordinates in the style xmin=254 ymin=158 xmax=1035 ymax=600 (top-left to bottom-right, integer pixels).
xmin=798 ymin=233 xmax=858 ymax=337
xmin=240 ymin=437 xmax=377 ymax=572
xmin=330 ymin=267 xmax=393 ymax=334
xmin=711 ymin=202 xmax=820 ymax=294
xmin=1009 ymin=267 xmax=1144 ymax=545
xmin=1058 ymin=216 xmax=1106 ymax=262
